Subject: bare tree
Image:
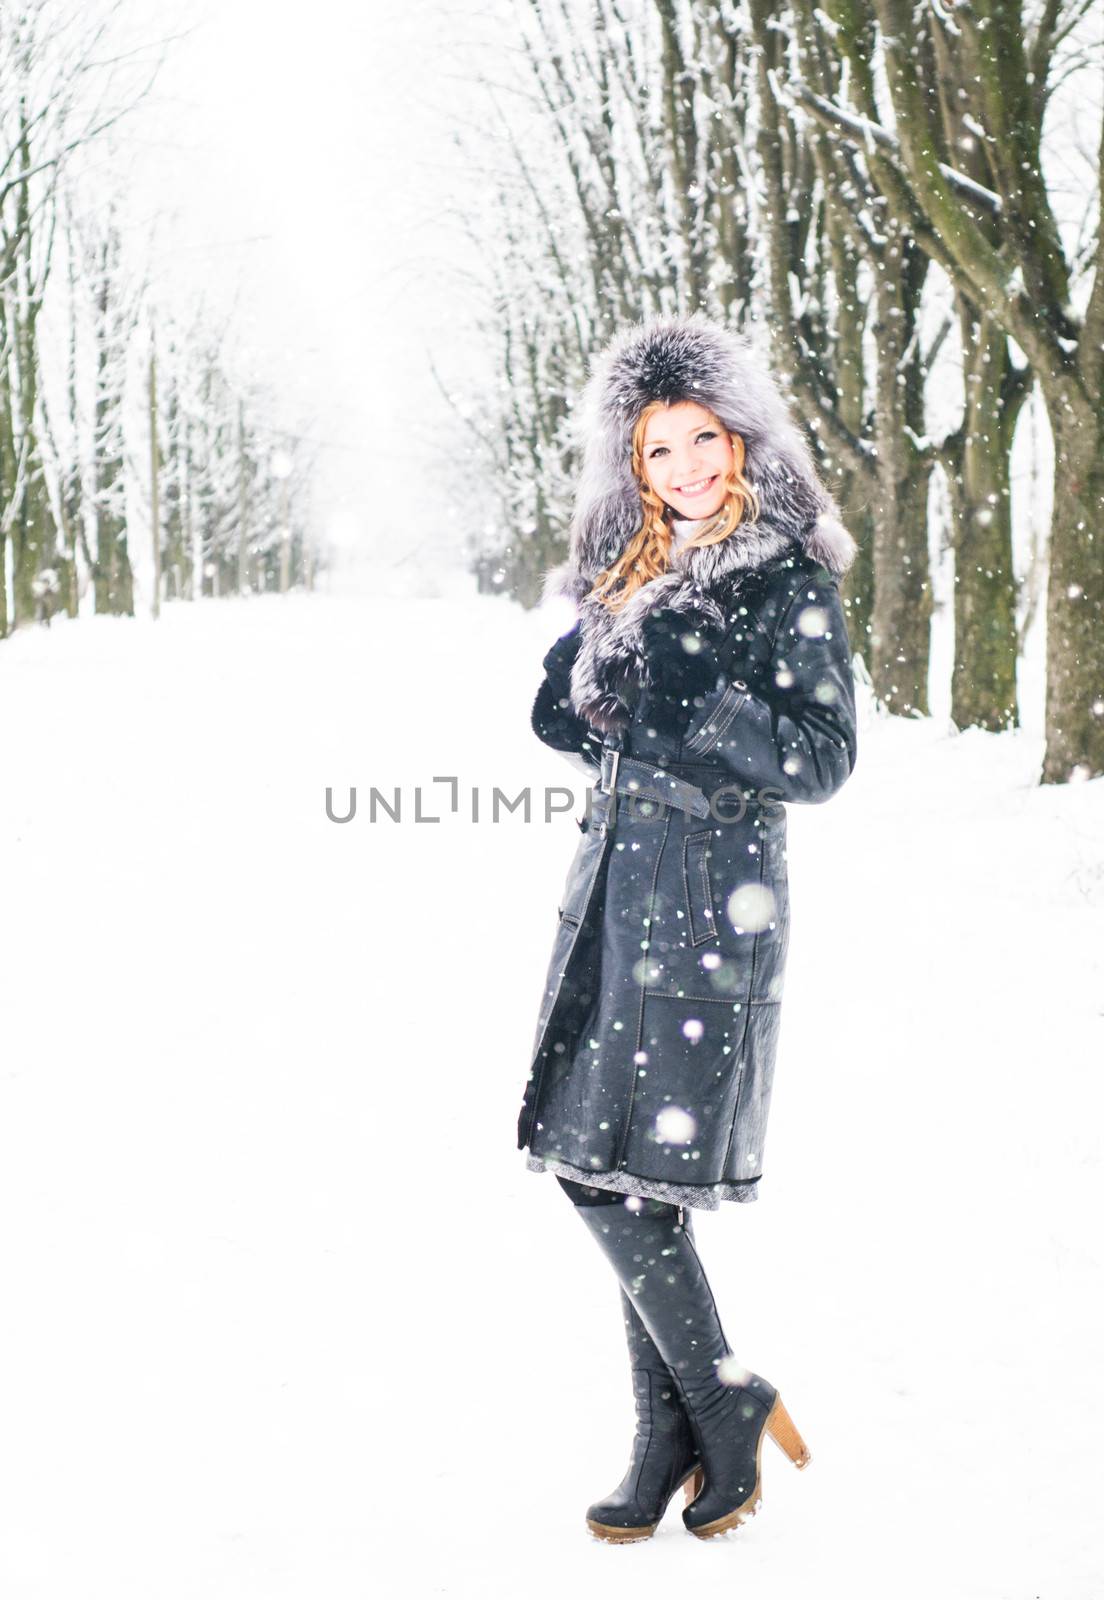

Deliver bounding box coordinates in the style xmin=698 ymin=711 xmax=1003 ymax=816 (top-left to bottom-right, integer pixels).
xmin=0 ymin=0 xmax=161 ymax=632
xmin=797 ymin=0 xmax=1104 ymax=780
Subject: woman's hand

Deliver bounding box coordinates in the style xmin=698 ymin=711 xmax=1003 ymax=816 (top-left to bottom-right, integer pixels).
xmin=641 ymin=607 xmax=724 ymax=693
xmin=532 ymin=620 xmax=606 ymax=769
xmin=541 ymin=621 xmax=583 ymax=700
xmin=638 ymin=608 xmax=725 ymax=731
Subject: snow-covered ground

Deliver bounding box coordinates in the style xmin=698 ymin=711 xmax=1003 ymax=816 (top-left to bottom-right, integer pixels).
xmin=1 ymin=586 xmax=1102 ymax=1599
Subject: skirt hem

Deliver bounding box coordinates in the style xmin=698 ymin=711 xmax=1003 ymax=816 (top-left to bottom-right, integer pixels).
xmin=524 ymin=1152 xmax=760 ymax=1211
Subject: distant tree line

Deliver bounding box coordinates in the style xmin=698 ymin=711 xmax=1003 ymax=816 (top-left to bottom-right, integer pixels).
xmin=450 ymin=0 xmax=1103 ymax=785
xmin=0 ymin=3 xmax=317 ymax=640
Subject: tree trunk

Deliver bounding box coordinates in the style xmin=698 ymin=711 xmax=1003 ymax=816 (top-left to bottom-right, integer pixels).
xmin=236 ymin=397 xmax=250 ymax=596
xmin=91 ymin=247 xmax=134 ymax=617
xmin=868 ymin=230 xmax=932 ymax=714
xmin=149 ymin=332 xmax=161 ymax=620
xmin=1040 ymin=384 xmax=1104 ymax=781
xmin=943 ymin=310 xmax=1023 ymax=730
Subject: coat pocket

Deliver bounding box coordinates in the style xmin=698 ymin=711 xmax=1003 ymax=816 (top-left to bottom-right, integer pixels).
xmin=683 ymin=830 xmax=719 ymax=947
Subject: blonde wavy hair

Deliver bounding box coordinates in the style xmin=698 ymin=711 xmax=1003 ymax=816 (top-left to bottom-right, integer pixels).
xmin=587 ymin=400 xmax=761 ymax=610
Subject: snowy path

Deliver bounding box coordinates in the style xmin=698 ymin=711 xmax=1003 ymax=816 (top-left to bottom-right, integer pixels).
xmin=1 ymin=589 xmax=1102 ymax=1598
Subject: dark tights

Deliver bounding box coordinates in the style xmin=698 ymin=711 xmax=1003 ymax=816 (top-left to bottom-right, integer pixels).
xmin=556 ymin=1173 xmax=681 ymax=1216
xmin=556 ymin=1174 xmax=623 ymax=1206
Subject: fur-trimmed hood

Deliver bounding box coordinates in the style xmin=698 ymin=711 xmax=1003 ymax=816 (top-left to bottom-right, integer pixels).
xmin=545 ymin=312 xmax=857 ymax=736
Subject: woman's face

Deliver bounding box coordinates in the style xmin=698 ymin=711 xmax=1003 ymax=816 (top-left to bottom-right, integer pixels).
xmin=640 ymin=400 xmax=734 ymax=520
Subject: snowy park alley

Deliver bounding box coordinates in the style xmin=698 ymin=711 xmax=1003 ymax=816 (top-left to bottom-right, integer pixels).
xmin=1 ymin=584 xmax=1102 ymax=1598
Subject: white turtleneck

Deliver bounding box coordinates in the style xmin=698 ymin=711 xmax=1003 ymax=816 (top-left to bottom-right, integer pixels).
xmin=669 ymin=516 xmax=707 ymax=556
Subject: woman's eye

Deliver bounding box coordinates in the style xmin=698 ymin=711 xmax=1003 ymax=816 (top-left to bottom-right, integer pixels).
xmin=648 ymin=431 xmax=715 ymax=458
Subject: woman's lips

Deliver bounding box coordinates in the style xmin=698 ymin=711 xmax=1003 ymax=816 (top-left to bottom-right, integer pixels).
xmin=676 ymin=474 xmax=718 ymax=496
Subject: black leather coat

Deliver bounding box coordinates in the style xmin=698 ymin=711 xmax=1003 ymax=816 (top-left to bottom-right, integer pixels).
xmin=516 ymin=551 xmax=858 ymax=1204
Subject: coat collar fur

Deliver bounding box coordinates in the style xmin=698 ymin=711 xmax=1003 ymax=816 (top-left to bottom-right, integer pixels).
xmin=542 ymin=312 xmax=857 ymax=736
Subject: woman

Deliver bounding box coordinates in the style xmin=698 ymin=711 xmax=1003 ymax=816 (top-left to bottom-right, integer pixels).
xmin=515 ymin=312 xmax=859 ymax=1542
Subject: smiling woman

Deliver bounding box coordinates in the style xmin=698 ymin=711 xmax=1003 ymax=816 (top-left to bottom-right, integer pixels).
xmin=640 ymin=401 xmax=737 ymax=515
xmin=582 ymin=397 xmax=764 ymax=612
xmin=515 ymin=310 xmax=858 ymax=1544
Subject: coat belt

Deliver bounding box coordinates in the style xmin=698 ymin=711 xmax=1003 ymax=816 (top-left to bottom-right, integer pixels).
xmin=596 ymin=745 xmax=713 ymax=825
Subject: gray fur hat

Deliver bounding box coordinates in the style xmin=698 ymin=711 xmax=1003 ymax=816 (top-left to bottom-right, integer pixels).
xmin=544 ymin=309 xmax=856 ymax=607
xmin=546 ymin=312 xmax=857 ymax=736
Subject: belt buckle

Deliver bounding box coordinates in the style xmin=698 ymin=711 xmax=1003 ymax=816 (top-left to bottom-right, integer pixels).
xmin=597 ymin=746 xmax=620 ymax=836
xmin=603 ymin=746 xmax=621 ymax=796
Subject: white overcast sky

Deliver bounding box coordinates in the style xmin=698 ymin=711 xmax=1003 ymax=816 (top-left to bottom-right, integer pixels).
xmin=96 ymin=0 xmax=507 ymax=569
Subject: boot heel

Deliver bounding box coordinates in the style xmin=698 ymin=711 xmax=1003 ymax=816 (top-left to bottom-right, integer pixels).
xmin=683 ymin=1466 xmax=704 ymax=1505
xmin=765 ymin=1394 xmax=811 ymax=1469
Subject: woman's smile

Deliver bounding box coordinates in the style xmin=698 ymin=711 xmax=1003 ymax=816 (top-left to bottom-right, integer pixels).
xmin=640 ymin=400 xmax=734 ymax=518
xmin=676 ymin=474 xmax=718 ymax=497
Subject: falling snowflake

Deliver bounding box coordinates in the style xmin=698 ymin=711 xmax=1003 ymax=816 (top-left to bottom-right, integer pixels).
xmin=726 ymin=883 xmax=777 ymax=933
xmin=656 ymin=1106 xmax=697 ymax=1143
xmin=717 ymin=1356 xmax=752 ymax=1386
xmin=796 ymin=604 xmax=828 ymax=638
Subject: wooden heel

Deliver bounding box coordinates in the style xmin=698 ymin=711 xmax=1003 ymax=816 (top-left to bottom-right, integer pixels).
xmin=683 ymin=1466 xmax=704 ymax=1505
xmin=765 ymin=1394 xmax=811 ymax=1469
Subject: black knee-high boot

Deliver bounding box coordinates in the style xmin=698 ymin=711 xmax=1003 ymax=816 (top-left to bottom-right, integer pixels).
xmin=569 ymin=1196 xmax=811 ymax=1538
xmin=558 ymin=1177 xmax=702 ymax=1541
xmin=583 ymin=1283 xmax=703 ymax=1541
